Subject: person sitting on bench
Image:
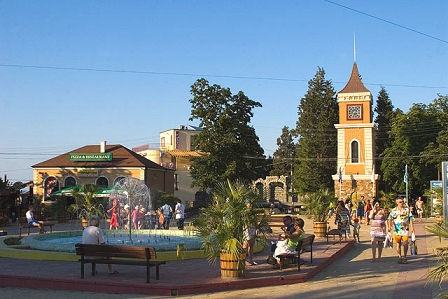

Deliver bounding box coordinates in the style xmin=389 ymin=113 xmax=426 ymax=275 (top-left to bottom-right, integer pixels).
xmin=82 ymin=215 xmax=118 ymax=275
xmin=271 ymin=218 xmax=306 ymax=269
xmin=26 ymin=205 xmax=46 ymax=234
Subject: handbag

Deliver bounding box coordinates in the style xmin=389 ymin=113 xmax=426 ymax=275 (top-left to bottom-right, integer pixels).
xmin=384 ymin=232 xmax=393 ymax=248
xmin=410 ymin=233 xmax=418 ymax=255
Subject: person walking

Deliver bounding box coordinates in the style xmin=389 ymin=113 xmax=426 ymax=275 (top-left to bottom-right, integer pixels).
xmin=159 ymin=203 xmax=173 ymax=229
xmin=356 ymin=196 xmax=365 ymax=223
xmin=387 ymin=198 xmax=415 ymax=264
xmin=369 ymin=201 xmax=386 ymax=262
xmin=415 ymin=196 xmax=424 ymax=222
xmin=174 ymin=199 xmax=185 ymax=230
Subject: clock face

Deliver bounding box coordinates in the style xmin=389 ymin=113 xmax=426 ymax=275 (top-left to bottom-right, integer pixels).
xmin=347 ymin=105 xmax=362 ymax=120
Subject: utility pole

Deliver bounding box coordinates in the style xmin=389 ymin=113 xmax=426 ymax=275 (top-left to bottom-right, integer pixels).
xmin=291 ymin=154 xmax=294 ymax=211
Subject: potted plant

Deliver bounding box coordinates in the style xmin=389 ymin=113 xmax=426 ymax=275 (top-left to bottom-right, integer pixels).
xmin=193 ymin=179 xmax=269 ymax=279
xmin=72 ymin=184 xmax=104 ymax=228
xmin=301 ymin=189 xmax=334 ymax=237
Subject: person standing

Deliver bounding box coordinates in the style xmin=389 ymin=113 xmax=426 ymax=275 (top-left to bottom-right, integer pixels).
xmin=174 ymin=199 xmax=185 ymax=230
xmin=356 ymin=196 xmax=365 ymax=223
xmin=387 ymin=198 xmax=415 ymax=264
xmin=415 ymin=196 xmax=424 ymax=222
xmin=369 ymin=201 xmax=386 ymax=262
xmin=82 ymin=215 xmax=118 ymax=275
xmin=25 ymin=205 xmax=46 ymax=234
xmin=107 ymin=196 xmax=119 ymax=230
xmin=159 ymin=203 xmax=173 ymax=229
xmin=365 ymin=199 xmax=373 ymax=225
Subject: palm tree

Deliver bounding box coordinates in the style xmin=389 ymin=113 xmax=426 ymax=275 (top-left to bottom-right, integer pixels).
xmin=193 ymin=180 xmax=269 ymax=267
xmin=425 ymin=223 xmax=448 ymax=299
xmin=71 ymin=184 xmax=104 ymax=220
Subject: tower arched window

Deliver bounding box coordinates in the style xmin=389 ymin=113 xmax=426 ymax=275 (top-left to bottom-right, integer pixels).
xmin=351 ymin=140 xmax=359 ymax=163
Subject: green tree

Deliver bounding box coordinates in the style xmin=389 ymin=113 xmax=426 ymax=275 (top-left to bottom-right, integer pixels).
xmin=374 ymin=87 xmax=395 ymax=157
xmin=270 ymin=126 xmax=296 ymax=177
xmin=420 ymin=95 xmax=448 ymax=179
xmin=188 ymin=78 xmax=265 ymax=190
xmin=381 ymin=102 xmax=443 ymax=195
xmin=294 ymin=67 xmax=338 ymax=194
xmin=374 ymin=87 xmax=396 ymax=192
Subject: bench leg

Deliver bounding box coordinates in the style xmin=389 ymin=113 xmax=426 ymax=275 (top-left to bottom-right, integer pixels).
xmin=156 ymin=265 xmax=160 ymax=280
xmin=146 ymin=264 xmax=150 ymax=283
xmin=81 ymin=259 xmax=85 ymax=279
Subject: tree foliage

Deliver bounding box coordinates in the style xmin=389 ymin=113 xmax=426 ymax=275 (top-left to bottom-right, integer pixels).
xmin=374 ymin=87 xmax=395 ymax=157
xmin=294 ymin=67 xmax=338 ymax=194
xmin=270 ymin=126 xmax=296 ymax=177
xmin=381 ymin=97 xmax=446 ymax=195
xmin=188 ymin=78 xmax=265 ymax=190
xmin=374 ymin=87 xmax=396 ymax=192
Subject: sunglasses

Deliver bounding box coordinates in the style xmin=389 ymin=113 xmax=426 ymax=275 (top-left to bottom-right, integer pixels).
xmin=397 ymin=201 xmax=404 ymax=204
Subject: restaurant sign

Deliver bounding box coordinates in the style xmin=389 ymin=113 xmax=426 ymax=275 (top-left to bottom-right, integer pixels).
xmin=77 ymin=168 xmax=99 ymax=177
xmin=68 ymin=153 xmax=113 ymax=161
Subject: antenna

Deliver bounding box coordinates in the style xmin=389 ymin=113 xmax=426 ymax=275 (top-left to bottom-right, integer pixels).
xmin=353 ymin=32 xmax=356 ymax=62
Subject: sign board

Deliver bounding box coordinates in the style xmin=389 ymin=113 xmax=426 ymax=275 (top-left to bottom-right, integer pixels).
xmin=443 ymin=162 xmax=448 ymax=221
xmin=77 ymin=168 xmax=99 ymax=177
xmin=68 ymin=153 xmax=113 ymax=161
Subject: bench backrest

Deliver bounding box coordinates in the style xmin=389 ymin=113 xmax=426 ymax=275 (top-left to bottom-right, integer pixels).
xmin=296 ymin=234 xmax=315 ymax=252
xmin=75 ymin=243 xmax=157 ymax=260
xmin=17 ymin=217 xmax=28 ymax=225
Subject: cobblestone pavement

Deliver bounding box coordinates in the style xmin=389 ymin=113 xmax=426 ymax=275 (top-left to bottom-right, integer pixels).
xmin=0 ymin=218 xmax=447 ymax=298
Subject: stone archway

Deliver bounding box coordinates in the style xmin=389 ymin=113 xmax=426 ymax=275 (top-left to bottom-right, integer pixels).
xmin=253 ymin=175 xmax=289 ymax=203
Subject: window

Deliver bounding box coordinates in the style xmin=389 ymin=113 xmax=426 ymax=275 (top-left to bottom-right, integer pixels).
xmin=161 ymin=137 xmax=165 ymax=148
xmin=351 ymin=140 xmax=359 ymax=163
xmin=113 ymin=176 xmax=125 ymax=185
xmin=64 ymin=176 xmax=76 ymax=187
xmin=96 ymin=177 xmax=109 ymax=188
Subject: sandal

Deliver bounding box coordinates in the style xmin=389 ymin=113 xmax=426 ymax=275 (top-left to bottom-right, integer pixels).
xmin=402 ymin=257 xmax=408 ymax=264
xmin=271 ymin=264 xmax=280 ymax=269
xmin=397 ymin=257 xmax=403 ymax=264
xmin=109 ymin=270 xmax=119 ymax=275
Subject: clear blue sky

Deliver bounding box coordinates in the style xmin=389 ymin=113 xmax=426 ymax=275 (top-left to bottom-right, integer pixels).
xmin=1 ymin=1 xmax=447 ymax=183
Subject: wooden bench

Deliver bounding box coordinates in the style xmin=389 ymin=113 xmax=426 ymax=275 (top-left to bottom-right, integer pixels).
xmin=18 ymin=217 xmax=54 ymax=236
xmin=75 ymin=243 xmax=166 ymax=283
xmin=277 ymin=234 xmax=315 ymax=271
xmin=326 ymin=221 xmax=348 ymax=244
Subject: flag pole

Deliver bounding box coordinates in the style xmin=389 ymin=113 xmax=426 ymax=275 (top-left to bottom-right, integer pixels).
xmin=404 ymin=165 xmax=409 ymax=204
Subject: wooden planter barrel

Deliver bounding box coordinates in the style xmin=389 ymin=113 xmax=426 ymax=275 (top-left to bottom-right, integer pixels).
xmin=219 ymin=252 xmax=246 ymax=279
xmin=313 ymin=221 xmax=328 ymax=237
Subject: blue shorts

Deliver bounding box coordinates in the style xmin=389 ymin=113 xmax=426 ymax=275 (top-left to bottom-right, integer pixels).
xmin=28 ymin=220 xmax=39 ymax=226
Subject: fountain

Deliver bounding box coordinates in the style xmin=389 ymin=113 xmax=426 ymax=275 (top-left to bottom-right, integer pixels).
xmin=109 ymin=177 xmax=151 ymax=242
xmin=18 ymin=177 xmax=203 ymax=257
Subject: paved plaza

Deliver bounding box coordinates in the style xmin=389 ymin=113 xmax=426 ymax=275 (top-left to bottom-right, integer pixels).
xmin=0 ymin=217 xmax=447 ymax=298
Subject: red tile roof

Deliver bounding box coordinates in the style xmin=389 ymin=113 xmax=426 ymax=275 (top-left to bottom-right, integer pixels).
xmin=32 ymin=144 xmax=168 ymax=170
xmin=339 ymin=62 xmax=370 ymax=94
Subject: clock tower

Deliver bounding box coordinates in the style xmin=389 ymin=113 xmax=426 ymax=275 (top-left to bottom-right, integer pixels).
xmin=333 ymin=62 xmax=377 ymax=199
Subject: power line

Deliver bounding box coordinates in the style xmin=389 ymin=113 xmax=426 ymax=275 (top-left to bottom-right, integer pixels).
xmin=324 ymin=0 xmax=448 ymax=44
xmin=0 ymin=63 xmax=446 ymax=90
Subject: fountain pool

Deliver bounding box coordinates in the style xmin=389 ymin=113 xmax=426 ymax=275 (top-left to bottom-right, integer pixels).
xmin=20 ymin=229 xmax=202 ymax=253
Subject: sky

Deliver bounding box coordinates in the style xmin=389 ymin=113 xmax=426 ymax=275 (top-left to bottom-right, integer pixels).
xmin=1 ymin=1 xmax=447 ymax=183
